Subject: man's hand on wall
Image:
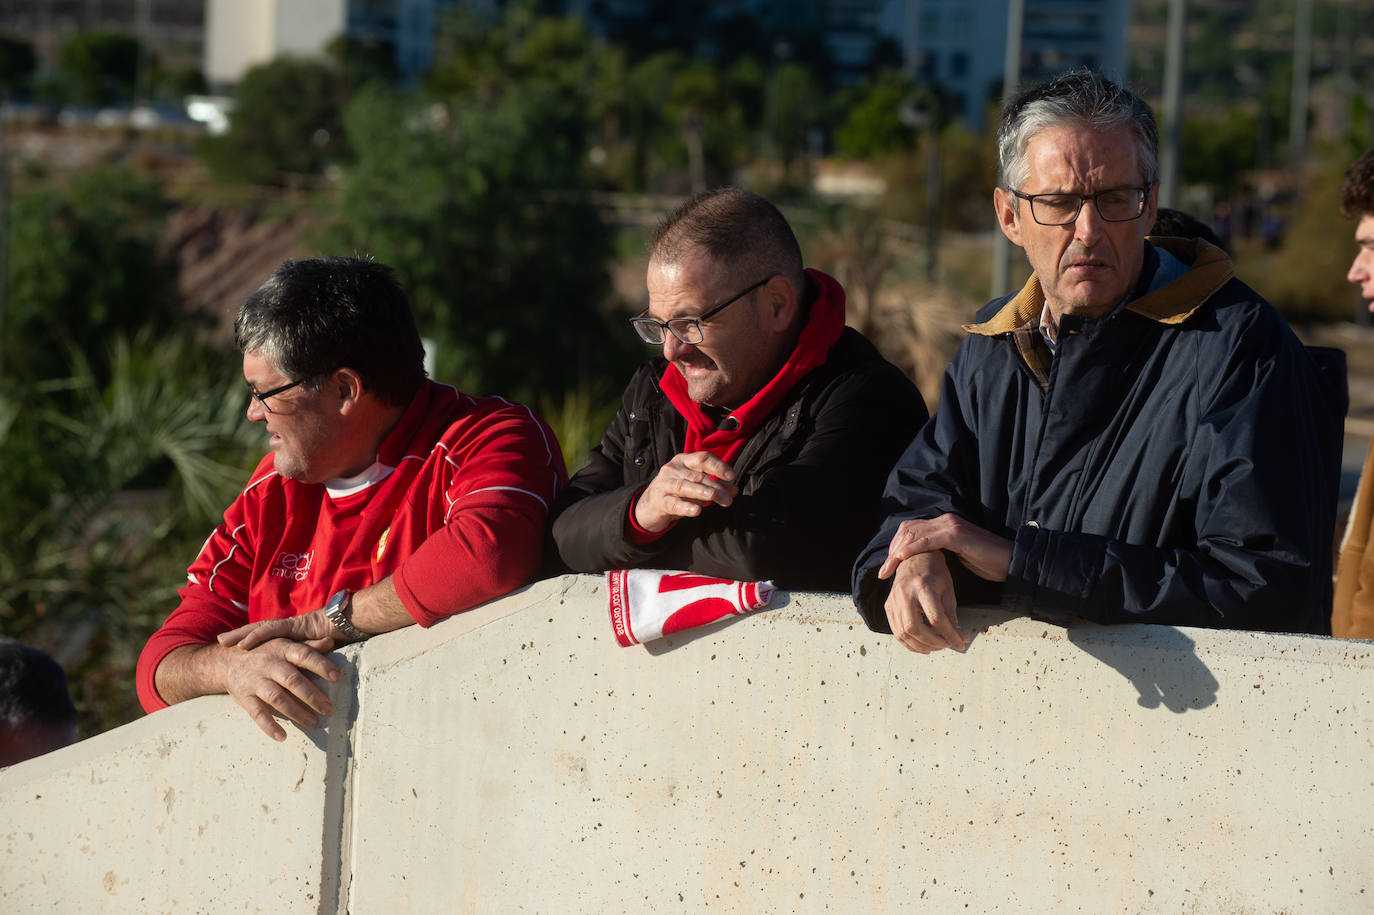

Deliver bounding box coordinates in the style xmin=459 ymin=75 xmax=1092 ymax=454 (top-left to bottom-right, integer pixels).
xmin=881 ymin=551 xmax=968 ymax=653
xmin=219 ymin=611 xmax=338 ymax=653
xmin=217 ymin=639 xmax=339 ymax=742
xmin=878 ymin=513 xmax=1013 ymax=583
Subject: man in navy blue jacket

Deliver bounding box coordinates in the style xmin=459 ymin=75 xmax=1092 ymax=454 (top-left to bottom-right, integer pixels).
xmin=853 ymin=70 xmax=1335 ymax=652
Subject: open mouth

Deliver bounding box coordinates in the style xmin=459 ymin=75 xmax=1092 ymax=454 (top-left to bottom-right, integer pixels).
xmin=676 ymin=358 xmax=716 ymax=376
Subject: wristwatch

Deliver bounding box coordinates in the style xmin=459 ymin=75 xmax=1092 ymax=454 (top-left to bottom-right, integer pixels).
xmin=324 ymin=589 xmax=370 ymax=643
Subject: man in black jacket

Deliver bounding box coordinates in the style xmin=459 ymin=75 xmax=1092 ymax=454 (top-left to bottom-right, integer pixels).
xmin=853 ymin=70 xmax=1335 ymax=651
xmin=549 ymin=187 xmax=927 ymax=591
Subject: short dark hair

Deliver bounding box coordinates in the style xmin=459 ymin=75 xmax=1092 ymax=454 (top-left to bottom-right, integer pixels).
xmin=1151 ymin=207 xmax=1225 ymax=251
xmin=999 ymin=68 xmax=1159 ymax=191
xmin=1340 ymin=149 xmax=1374 ymax=219
xmin=648 ymin=187 xmax=805 ymax=292
xmin=0 ymin=639 xmax=76 ymax=731
xmin=234 ymin=257 xmax=427 ymax=407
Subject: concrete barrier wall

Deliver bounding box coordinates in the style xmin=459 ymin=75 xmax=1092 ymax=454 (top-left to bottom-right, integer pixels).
xmin=4 ymin=574 xmax=1372 ymax=912
xmin=0 ymin=684 xmax=342 ymax=912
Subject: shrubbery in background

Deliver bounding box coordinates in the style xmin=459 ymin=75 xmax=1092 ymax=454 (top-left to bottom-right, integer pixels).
xmin=6 ymin=168 xmax=187 ymax=382
xmin=1 ymin=167 xmax=256 ymax=734
xmin=196 ymin=57 xmax=349 ymax=186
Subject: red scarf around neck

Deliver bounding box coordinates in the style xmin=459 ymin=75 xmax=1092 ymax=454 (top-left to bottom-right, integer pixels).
xmin=659 ymin=268 xmax=846 ymax=466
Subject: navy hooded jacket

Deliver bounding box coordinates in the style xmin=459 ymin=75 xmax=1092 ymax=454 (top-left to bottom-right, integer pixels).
xmin=853 ymin=238 xmax=1337 ymax=635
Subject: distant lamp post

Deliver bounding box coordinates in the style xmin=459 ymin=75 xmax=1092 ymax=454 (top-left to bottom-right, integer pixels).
xmin=768 ymin=39 xmax=792 ymax=165
xmin=900 ymin=94 xmax=941 ymax=283
xmin=1289 ymin=0 xmax=1313 ymax=193
xmin=1158 ymin=0 xmax=1188 ymax=210
xmin=992 ymin=0 xmax=1024 ymax=300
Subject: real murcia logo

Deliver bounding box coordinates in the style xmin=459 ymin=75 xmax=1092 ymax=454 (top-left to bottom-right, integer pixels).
xmin=376 ymin=528 xmax=390 ymax=563
xmin=272 ymin=550 xmax=313 ymax=582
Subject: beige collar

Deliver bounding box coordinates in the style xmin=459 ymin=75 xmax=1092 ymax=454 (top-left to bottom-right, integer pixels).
xmin=964 ymin=238 xmax=1235 ymax=337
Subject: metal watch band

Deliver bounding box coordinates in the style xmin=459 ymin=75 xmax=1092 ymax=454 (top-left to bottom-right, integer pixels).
xmin=325 ymin=590 xmax=369 ymax=642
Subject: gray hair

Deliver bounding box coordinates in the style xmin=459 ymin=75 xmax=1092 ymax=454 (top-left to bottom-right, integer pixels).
xmin=998 ymin=69 xmax=1159 ymax=192
xmin=649 ymin=187 xmax=805 ymax=294
xmin=234 ymin=257 xmax=426 ymax=408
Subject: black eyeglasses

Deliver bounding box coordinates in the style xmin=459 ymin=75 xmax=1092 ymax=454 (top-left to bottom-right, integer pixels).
xmin=1009 ymin=186 xmax=1149 ymax=226
xmin=246 ymin=377 xmax=311 ymax=414
xmin=630 ymin=276 xmax=773 ymax=345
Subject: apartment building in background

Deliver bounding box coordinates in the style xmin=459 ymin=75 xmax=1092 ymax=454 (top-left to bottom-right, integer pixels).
xmin=900 ymin=0 xmax=1131 ymax=128
xmin=562 ymin=0 xmax=1130 ymax=126
xmin=204 ymin=0 xmax=507 ymax=89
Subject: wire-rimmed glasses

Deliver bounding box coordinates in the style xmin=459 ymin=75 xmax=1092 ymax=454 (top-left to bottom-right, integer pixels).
xmin=630 ymin=275 xmax=774 ymax=345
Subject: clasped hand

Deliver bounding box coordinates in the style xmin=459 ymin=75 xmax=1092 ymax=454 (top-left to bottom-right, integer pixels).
xmin=877 ymin=513 xmax=1013 ymax=655
xmin=214 ymin=609 xmax=343 ymax=741
xmin=633 ymin=451 xmax=739 ymax=533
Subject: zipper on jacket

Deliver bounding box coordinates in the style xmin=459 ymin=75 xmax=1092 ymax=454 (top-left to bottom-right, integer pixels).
xmin=1021 ymin=341 xmax=1061 ymax=527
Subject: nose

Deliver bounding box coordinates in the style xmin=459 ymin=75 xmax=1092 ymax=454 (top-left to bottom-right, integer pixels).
xmin=1350 ymin=251 xmax=1370 ymax=285
xmin=246 ymin=395 xmax=267 ymax=423
xmin=662 ymin=331 xmax=694 ymax=361
xmin=1073 ymin=197 xmax=1107 ymax=243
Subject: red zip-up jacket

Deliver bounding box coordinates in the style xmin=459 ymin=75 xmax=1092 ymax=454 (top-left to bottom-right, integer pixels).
xmin=137 ymin=381 xmax=565 ymax=712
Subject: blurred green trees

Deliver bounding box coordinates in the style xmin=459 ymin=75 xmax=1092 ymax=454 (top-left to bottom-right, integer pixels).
xmin=197 ymin=57 xmax=349 ymax=186
xmin=321 ymin=82 xmax=635 ymax=401
xmin=1 ymin=169 xmax=259 ymax=734
xmin=834 ymin=73 xmax=916 ymax=160
xmin=6 ymin=168 xmax=186 ymax=382
xmin=0 ymin=336 xmax=260 ymax=731
xmin=427 ymin=4 xmax=605 ymax=101
xmin=51 ymin=31 xmax=143 ymax=106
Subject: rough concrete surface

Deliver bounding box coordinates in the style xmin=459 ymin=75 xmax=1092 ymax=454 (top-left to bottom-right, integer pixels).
xmin=3 ymin=574 xmax=1371 ymax=913
xmin=0 ymin=687 xmax=338 ymax=913
xmin=347 ymin=577 xmax=1372 ymax=913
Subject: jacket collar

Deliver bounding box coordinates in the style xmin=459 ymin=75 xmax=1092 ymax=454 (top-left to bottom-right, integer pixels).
xmin=963 ymin=238 xmax=1235 ymax=337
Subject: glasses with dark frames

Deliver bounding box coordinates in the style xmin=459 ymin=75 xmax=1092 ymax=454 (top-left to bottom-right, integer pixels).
xmin=245 ymin=377 xmax=311 ymax=414
xmin=630 ymin=275 xmax=774 ymax=345
xmin=1008 ymin=186 xmax=1149 ymax=226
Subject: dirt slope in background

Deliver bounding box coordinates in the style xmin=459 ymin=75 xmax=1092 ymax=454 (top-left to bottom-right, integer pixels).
xmin=163 ymin=204 xmax=317 ymax=336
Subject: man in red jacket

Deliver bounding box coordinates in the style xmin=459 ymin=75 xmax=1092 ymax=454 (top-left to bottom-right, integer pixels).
xmin=137 ymin=257 xmax=565 ymax=740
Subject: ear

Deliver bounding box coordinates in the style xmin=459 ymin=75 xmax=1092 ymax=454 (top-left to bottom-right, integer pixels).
xmin=332 ymin=368 xmax=367 ymax=415
xmin=761 ymin=274 xmax=799 ymax=333
xmin=993 ymin=187 xmax=1024 ymax=248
